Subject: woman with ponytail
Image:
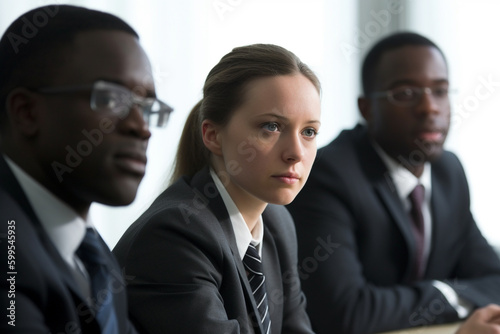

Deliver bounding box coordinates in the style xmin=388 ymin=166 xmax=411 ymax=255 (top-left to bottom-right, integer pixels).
xmin=114 ymin=43 xmax=321 ymax=334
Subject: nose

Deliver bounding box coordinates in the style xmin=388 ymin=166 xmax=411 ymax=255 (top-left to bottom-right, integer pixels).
xmin=117 ymin=105 xmax=152 ymax=140
xmin=282 ymin=133 xmax=305 ymax=163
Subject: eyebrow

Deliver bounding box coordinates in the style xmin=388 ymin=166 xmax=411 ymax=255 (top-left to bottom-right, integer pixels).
xmin=95 ymin=77 xmax=157 ymax=97
xmin=387 ymin=79 xmax=449 ymax=89
xmin=254 ymin=112 xmax=321 ymax=125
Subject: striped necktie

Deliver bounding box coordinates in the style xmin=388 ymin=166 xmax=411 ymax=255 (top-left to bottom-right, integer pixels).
xmin=243 ymin=243 xmax=271 ymax=334
xmin=76 ymin=228 xmax=119 ymax=333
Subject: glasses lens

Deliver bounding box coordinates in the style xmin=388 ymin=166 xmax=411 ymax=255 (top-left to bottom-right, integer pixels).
xmin=391 ymin=87 xmax=419 ymax=103
xmin=432 ymin=87 xmax=449 ymax=98
xmin=145 ymin=100 xmax=172 ymax=127
xmin=91 ymin=83 xmax=132 ymax=118
xmin=91 ymin=81 xmax=173 ymax=127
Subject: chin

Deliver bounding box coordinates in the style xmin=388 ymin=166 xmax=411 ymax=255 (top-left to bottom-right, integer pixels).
xmin=100 ymin=186 xmax=140 ymax=206
xmin=265 ymin=192 xmax=299 ymax=206
xmin=425 ymin=146 xmax=445 ymax=162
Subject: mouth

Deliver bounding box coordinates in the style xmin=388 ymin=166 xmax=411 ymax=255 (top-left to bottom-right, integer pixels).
xmin=272 ymin=172 xmax=300 ymax=185
xmin=114 ymin=150 xmax=147 ymax=176
xmin=416 ymin=129 xmax=445 ymax=143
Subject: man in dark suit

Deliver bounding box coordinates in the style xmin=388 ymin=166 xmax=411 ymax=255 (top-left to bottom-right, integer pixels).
xmin=0 ymin=5 xmax=172 ymax=333
xmin=113 ymin=166 xmax=314 ymax=334
xmin=287 ymin=32 xmax=500 ymax=334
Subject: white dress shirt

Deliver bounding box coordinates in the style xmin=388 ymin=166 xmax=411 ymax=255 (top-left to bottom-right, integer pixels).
xmin=210 ymin=169 xmax=264 ymax=259
xmin=373 ymin=144 xmax=433 ymax=268
xmin=5 ymin=155 xmax=92 ymax=299
xmin=372 ymin=145 xmax=472 ymax=318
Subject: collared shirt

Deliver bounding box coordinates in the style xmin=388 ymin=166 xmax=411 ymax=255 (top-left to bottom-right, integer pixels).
xmin=210 ymin=169 xmax=265 ymax=334
xmin=373 ymin=143 xmax=433 ymax=268
xmin=371 ymin=145 xmax=472 ymax=318
xmin=4 ymin=155 xmax=91 ymax=298
xmin=210 ymin=169 xmax=264 ymax=259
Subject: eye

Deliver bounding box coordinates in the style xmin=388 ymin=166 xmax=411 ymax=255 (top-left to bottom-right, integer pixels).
xmin=302 ymin=128 xmax=318 ymax=138
xmin=432 ymin=86 xmax=449 ymax=97
xmin=92 ymin=88 xmax=134 ymax=117
xmin=94 ymin=90 xmax=119 ymax=109
xmin=391 ymin=87 xmax=417 ymax=101
xmin=261 ymin=122 xmax=280 ymax=132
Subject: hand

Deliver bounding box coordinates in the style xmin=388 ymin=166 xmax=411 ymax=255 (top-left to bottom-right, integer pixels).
xmin=456 ymin=304 xmax=500 ymax=334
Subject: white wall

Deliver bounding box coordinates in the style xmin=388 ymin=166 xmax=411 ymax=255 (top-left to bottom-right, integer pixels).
xmin=2 ymin=0 xmax=498 ymax=249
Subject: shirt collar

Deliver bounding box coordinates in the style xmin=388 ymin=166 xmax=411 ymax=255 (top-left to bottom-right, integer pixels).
xmin=371 ymin=142 xmax=432 ymax=199
xmin=4 ymin=155 xmax=88 ymax=268
xmin=210 ymin=168 xmax=264 ymax=259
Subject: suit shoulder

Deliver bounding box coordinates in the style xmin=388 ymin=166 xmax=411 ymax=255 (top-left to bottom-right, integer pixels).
xmin=263 ymin=204 xmax=296 ymax=239
xmin=113 ymin=176 xmax=224 ymax=258
xmin=433 ymin=150 xmax=466 ymax=176
xmin=315 ymin=126 xmax=363 ymax=165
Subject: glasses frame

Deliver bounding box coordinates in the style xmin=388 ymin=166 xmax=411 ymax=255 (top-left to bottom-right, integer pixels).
xmin=369 ymin=86 xmax=452 ymax=107
xmin=35 ymin=80 xmax=173 ymax=127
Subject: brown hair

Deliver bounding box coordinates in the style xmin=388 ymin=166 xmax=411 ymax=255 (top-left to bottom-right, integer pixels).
xmin=170 ymin=43 xmax=320 ymax=184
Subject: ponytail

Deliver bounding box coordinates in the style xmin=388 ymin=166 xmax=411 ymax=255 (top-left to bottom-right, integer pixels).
xmin=169 ymin=100 xmax=210 ymax=184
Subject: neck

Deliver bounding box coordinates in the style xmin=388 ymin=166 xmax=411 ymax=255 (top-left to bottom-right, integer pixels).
xmin=211 ymin=161 xmax=267 ymax=233
xmin=4 ymin=151 xmax=91 ymax=220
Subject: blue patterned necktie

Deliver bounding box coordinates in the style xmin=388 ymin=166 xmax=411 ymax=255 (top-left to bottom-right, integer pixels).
xmin=243 ymin=243 xmax=271 ymax=334
xmin=76 ymin=228 xmax=119 ymax=333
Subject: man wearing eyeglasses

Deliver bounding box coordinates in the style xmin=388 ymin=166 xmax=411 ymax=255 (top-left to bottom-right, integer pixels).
xmin=0 ymin=5 xmax=172 ymax=333
xmin=287 ymin=32 xmax=500 ymax=334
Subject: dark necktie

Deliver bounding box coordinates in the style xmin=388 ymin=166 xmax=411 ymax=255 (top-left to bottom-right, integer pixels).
xmin=242 ymin=243 xmax=271 ymax=334
xmin=76 ymin=228 xmax=119 ymax=333
xmin=408 ymin=184 xmax=425 ymax=280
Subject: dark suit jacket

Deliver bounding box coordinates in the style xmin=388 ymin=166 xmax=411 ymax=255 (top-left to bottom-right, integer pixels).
xmin=113 ymin=167 xmax=314 ymax=334
xmin=0 ymin=156 xmax=137 ymax=334
xmin=286 ymin=124 xmax=500 ymax=334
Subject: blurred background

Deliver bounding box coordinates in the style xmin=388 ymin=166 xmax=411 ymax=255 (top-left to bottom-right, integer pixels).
xmin=1 ymin=0 xmax=499 ymax=250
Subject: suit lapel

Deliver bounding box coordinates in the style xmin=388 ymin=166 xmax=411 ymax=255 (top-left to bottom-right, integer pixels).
xmin=190 ymin=167 xmax=264 ymax=334
xmin=356 ymin=131 xmax=417 ymax=280
xmin=261 ymin=218 xmax=282 ymax=334
xmin=0 ymin=156 xmax=94 ymax=314
xmin=425 ymin=165 xmax=446 ymax=276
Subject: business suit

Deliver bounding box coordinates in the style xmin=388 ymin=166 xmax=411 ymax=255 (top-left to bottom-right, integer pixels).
xmin=287 ymin=124 xmax=500 ymax=334
xmin=113 ymin=167 xmax=314 ymax=334
xmin=0 ymin=156 xmax=136 ymax=334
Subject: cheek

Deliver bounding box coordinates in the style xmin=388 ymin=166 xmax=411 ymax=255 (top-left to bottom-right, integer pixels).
xmin=304 ymin=145 xmax=317 ymax=169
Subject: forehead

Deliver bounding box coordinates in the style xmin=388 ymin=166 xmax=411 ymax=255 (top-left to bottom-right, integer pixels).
xmin=374 ymin=45 xmax=448 ymax=89
xmin=55 ymin=30 xmax=154 ymax=91
xmin=230 ymin=74 xmax=321 ymax=122
xmin=243 ymin=75 xmax=318 ymax=108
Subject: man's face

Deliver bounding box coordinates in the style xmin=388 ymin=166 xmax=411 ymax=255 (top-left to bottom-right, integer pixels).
xmin=362 ymin=45 xmax=451 ymax=171
xmin=36 ymin=30 xmax=154 ymax=208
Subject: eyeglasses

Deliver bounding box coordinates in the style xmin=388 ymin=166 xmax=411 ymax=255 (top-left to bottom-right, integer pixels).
xmin=35 ymin=80 xmax=173 ymax=127
xmin=369 ymin=86 xmax=452 ymax=107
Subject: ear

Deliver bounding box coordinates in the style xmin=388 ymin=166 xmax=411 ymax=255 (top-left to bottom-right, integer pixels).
xmin=201 ymin=119 xmax=222 ymax=156
xmin=6 ymin=88 xmax=41 ymax=137
xmin=358 ymin=96 xmax=371 ymax=123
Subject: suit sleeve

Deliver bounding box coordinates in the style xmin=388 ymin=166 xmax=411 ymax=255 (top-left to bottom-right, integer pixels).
xmin=286 ymin=151 xmax=500 ymax=334
xmin=434 ymin=153 xmax=500 ymax=309
xmin=113 ymin=208 xmax=243 ymax=334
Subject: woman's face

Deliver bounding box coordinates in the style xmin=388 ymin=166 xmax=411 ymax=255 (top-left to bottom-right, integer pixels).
xmin=210 ymin=74 xmax=321 ymax=210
